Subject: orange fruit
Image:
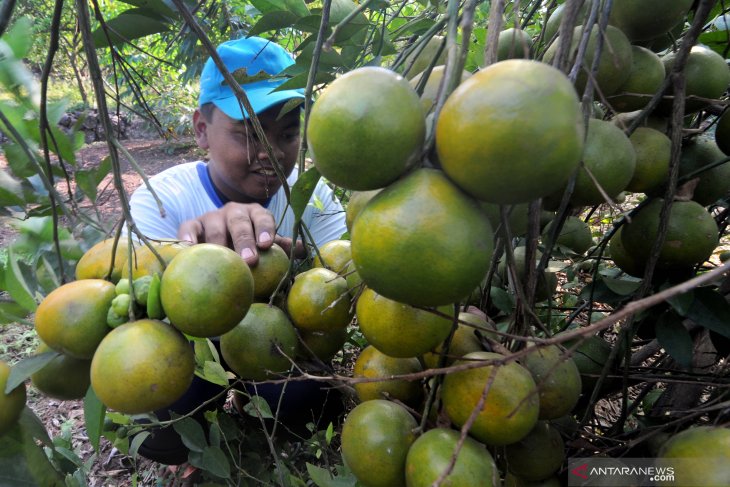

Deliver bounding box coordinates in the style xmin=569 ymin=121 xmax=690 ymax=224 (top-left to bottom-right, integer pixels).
xmin=286 ymin=267 xmax=352 ymax=332
xmin=504 ymin=421 xmax=565 ymax=482
xmin=608 ymin=226 xmax=644 ymax=277
xmin=679 ymin=136 xmax=730 ymax=206
xmin=351 ymin=168 xmax=494 ymax=307
xmin=356 ymin=287 xmax=454 ymax=358
xmin=345 ymin=189 xmax=381 ymax=232
xmin=608 ymin=45 xmax=666 ymax=113
xmin=220 ymin=303 xmax=299 ymax=381
xmin=521 ymin=345 xmax=582 ymax=420
xmin=626 ymin=127 xmax=672 ymax=194
xmin=558 ymin=333 xmax=615 ymax=393
xmin=715 ymin=109 xmax=730 ymax=156
xmin=341 ymin=399 xmax=417 ymax=487
xmin=657 ymin=426 xmax=730 ymax=485
xmin=35 ymin=279 xmax=116 ymax=359
xmin=661 ymin=45 xmax=730 ymax=114
xmin=422 ymin=312 xmax=488 ymax=368
xmin=542 ymin=216 xmax=593 ymax=255
xmin=313 ymin=239 xmax=352 ymax=275
xmin=249 ymin=243 xmax=289 ymax=301
xmin=497 ymin=27 xmax=532 ymax=61
xmin=405 ymin=428 xmax=499 ymax=487
xmin=298 ymin=327 xmax=348 ymax=363
xmin=90 ymin=319 xmax=194 ymax=414
xmin=481 ymin=202 xmax=530 ymax=238
xmin=353 ymin=345 xmax=423 ymax=405
xmin=401 ymin=35 xmax=447 ymax=79
xmin=543 ymin=2 xmax=589 ymax=43
xmin=0 ymin=359 xmax=26 ymax=436
xmin=409 ymin=65 xmax=472 ymax=114
xmin=75 ymin=238 xmax=129 ymax=283
xmin=567 ymin=118 xmax=637 ymax=207
xmin=622 ymin=199 xmax=719 ymax=270
xmin=609 ymin=0 xmax=693 ymax=42
xmin=544 ymin=24 xmax=633 ymax=97
xmin=441 ymin=351 xmax=540 ymax=446
xmin=307 ymin=66 xmax=425 ymax=191
xmin=160 ymin=243 xmax=254 ymax=337
xmin=497 ymin=247 xmax=558 ymax=303
xmin=436 ymin=59 xmax=584 ymax=204
xmin=121 ymin=240 xmax=188 ymax=280
xmin=30 ymin=342 xmax=91 ymax=400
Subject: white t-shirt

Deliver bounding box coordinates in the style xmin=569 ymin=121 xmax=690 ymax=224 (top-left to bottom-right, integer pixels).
xmin=129 ymin=161 xmax=346 ymax=249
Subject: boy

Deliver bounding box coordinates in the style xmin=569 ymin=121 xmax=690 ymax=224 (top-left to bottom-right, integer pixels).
xmin=128 ymin=36 xmax=348 ymax=465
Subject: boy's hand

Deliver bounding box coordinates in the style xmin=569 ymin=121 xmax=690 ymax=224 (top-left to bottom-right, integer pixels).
xmin=177 ymin=202 xmax=276 ymax=266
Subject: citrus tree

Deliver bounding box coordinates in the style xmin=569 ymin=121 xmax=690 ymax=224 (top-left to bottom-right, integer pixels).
xmin=1 ymin=0 xmax=730 ymax=485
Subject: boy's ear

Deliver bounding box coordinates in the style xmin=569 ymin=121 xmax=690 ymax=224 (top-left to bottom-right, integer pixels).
xmin=193 ymin=109 xmax=209 ymax=149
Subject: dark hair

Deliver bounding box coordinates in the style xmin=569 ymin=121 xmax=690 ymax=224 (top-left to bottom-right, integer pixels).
xmin=199 ymin=102 xmax=216 ymax=121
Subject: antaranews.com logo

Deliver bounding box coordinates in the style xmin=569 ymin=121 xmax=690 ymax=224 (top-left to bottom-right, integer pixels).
xmin=568 ymin=458 xmax=727 ymax=486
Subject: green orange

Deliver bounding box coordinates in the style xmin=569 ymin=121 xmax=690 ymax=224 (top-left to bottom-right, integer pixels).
xmin=353 ymin=345 xmax=423 ymax=405
xmin=661 ymin=45 xmax=730 ymax=114
xmin=31 ymin=342 xmax=91 ymax=400
xmin=345 ymin=189 xmax=381 ymax=232
xmin=0 ymin=360 xmax=26 ymax=436
xmin=657 ymin=426 xmax=730 ymax=485
xmin=286 ymin=267 xmax=352 ymax=332
xmin=351 ymin=168 xmax=494 ymax=307
xmin=626 ymin=127 xmax=672 ymax=194
xmin=715 ymin=109 xmax=730 ymax=156
xmin=35 ymin=279 xmax=116 ymax=359
xmin=504 ymin=421 xmax=565 ymax=482
xmin=609 ymin=45 xmax=666 ymax=113
xmin=401 ymin=35 xmax=447 ymax=79
xmin=441 ymin=351 xmax=540 ymax=446
xmin=160 ymin=243 xmax=254 ymax=338
xmin=679 ymin=136 xmax=730 ymax=206
xmin=542 ymin=216 xmax=593 ymax=255
xmin=90 ymin=319 xmax=194 ymax=414
xmin=313 ymin=239 xmax=353 ymax=275
xmin=521 ymin=345 xmax=582 ymax=419
xmin=341 ymin=399 xmax=417 ymax=487
xmin=436 ymin=59 xmax=584 ymax=204
xmin=249 ymin=243 xmax=289 ymax=301
xmin=405 ymin=428 xmax=499 ymax=487
xmin=422 ymin=312 xmax=488 ymax=368
xmin=608 ymin=226 xmax=644 ymax=277
xmin=122 ymin=240 xmax=188 ymax=280
xmin=497 ymin=28 xmax=532 ymax=61
xmin=609 ymin=0 xmax=692 ymax=42
xmin=75 ymin=238 xmax=129 ymax=283
xmin=307 ymin=66 xmax=425 ymax=191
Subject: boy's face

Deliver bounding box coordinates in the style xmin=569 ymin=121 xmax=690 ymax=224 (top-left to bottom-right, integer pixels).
xmin=194 ymin=103 xmax=301 ymax=203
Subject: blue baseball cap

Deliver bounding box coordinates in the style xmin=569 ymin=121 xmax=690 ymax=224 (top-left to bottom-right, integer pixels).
xmin=198 ymin=37 xmax=305 ymax=120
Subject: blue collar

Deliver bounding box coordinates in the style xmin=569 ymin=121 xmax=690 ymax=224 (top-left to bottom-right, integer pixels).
xmin=196 ymin=162 xmax=272 ymax=208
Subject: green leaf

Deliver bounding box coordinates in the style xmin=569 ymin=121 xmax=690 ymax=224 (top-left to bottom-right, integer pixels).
xmin=172 ymin=417 xmax=207 ymax=452
xmin=325 ymin=422 xmax=334 ymax=444
xmin=117 ymin=0 xmax=177 ymax=18
xmin=0 ymin=416 xmax=64 ymax=487
xmin=84 ymin=387 xmax=106 ymax=452
xmin=272 ymin=71 xmax=334 ymax=92
xmin=602 ymin=276 xmax=642 ymax=296
xmin=698 ymin=30 xmax=730 ymax=56
xmin=0 ymin=169 xmax=26 ymax=206
xmin=284 ymin=0 xmax=310 ymax=17
xmin=489 ymin=286 xmax=514 ymax=315
xmin=202 ymin=360 xmax=230 ymax=387
xmin=128 ymin=431 xmax=151 ymax=459
xmin=75 ymin=156 xmax=112 ymax=203
xmin=3 ymin=144 xmax=35 ymax=178
xmin=667 ymin=289 xmax=694 ymax=316
xmin=291 ymin=166 xmax=321 ymax=222
xmin=306 ymin=463 xmax=357 ymax=487
xmin=18 ymin=407 xmax=53 ymax=447
xmin=242 ymin=395 xmax=274 ymax=419
xmin=5 ymin=352 xmax=57 ymax=393
xmin=682 ymin=287 xmax=730 ymax=338
xmin=655 ymin=312 xmax=693 ymax=369
xmin=92 ymin=8 xmax=172 ymax=48
xmin=0 ymin=301 xmax=29 ymax=324
xmin=250 ymin=0 xmax=288 ymax=14
xmin=4 ymin=17 xmax=33 ymax=58
xmin=5 ymin=247 xmax=37 ymax=312
xmin=189 ymin=446 xmax=231 ymax=479
xmin=248 ymin=11 xmax=300 ymax=37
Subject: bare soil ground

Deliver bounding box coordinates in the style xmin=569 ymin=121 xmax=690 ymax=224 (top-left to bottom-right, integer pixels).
xmin=0 ymin=136 xmax=205 ymax=486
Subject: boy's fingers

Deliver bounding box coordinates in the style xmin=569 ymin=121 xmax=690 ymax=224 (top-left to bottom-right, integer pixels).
xmin=248 ymin=205 xmax=277 ymax=250
xmin=177 ymin=220 xmax=202 ymax=244
xmin=225 ymin=205 xmax=262 ymax=265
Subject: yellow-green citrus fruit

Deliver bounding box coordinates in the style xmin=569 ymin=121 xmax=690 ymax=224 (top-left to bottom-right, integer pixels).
xmin=662 ymin=45 xmax=730 ymax=114
xmin=714 ymin=109 xmax=730 ymax=156
xmin=622 ymin=199 xmax=719 ymax=270
xmin=441 ymin=351 xmax=540 ymax=446
xmin=558 ymin=333 xmax=615 ymax=392
xmin=436 ymin=59 xmax=584 ymax=204
xmin=307 ymin=67 xmax=426 ymax=191
xmin=609 ymin=226 xmax=644 ymax=277
xmin=356 ymin=287 xmax=454 ymax=358
xmin=30 ymin=342 xmax=91 ymax=400
xmin=35 ymin=279 xmax=116 ymax=359
xmin=608 ymin=45 xmax=666 ymax=113
xmin=341 ymin=399 xmax=417 ymax=487
xmin=481 ymin=202 xmax=530 ymax=238
xmin=220 ymin=303 xmax=298 ymax=381
xmin=409 ymin=65 xmax=472 ymax=114
xmin=402 ymin=35 xmax=447 ymax=79
xmin=545 ymin=25 xmax=633 ymax=97
xmin=679 ymin=136 xmax=730 ymax=206
xmin=657 ymin=426 xmax=730 ymax=485
xmin=497 ymin=28 xmax=532 ymax=61
xmin=313 ymin=239 xmax=352 ymax=275
xmin=286 ymin=267 xmax=352 ymax=332
xmin=626 ymin=127 xmax=672 ymax=194
xmin=405 ymin=428 xmax=499 ymax=487
xmin=298 ymin=327 xmax=348 ymax=362
xmin=122 ymin=240 xmax=188 ymax=280
xmin=346 ymin=189 xmax=381 ymax=232
xmin=497 ymin=247 xmax=558 ymax=302
xmin=90 ymin=319 xmax=194 ymax=414
xmin=542 ymin=216 xmax=593 ymax=255
xmin=249 ymin=243 xmax=289 ymax=301
xmin=569 ymin=118 xmax=637 ymax=207
xmin=0 ymin=360 xmax=26 ymax=436
xmin=504 ymin=421 xmax=565 ymax=482
xmin=609 ymin=0 xmax=693 ymax=42
xmin=353 ymin=345 xmax=423 ymax=405
xmin=521 ymin=345 xmax=582 ymax=420
xmin=543 ymin=2 xmax=589 ymax=44
xmin=351 ymin=168 xmax=494 ymax=307
xmin=75 ymin=238 xmax=129 ymax=283
xmin=422 ymin=312 xmax=488 ymax=368
xmin=160 ymin=243 xmax=254 ymax=338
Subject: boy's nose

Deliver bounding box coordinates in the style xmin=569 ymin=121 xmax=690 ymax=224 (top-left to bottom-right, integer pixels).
xmin=256 ymin=134 xmax=284 ymax=162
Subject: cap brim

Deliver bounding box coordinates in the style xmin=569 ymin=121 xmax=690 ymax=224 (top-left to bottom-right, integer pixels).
xmin=212 ymin=84 xmax=306 ymax=120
